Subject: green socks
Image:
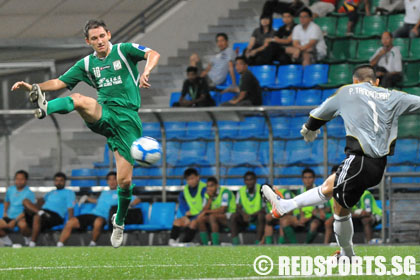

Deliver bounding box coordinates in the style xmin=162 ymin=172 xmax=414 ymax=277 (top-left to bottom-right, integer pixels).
xmin=265 ymin=236 xmax=273 ymax=244
xmin=232 ymin=236 xmax=240 ymax=245
xmin=305 ymin=231 xmax=317 ymax=244
xmin=47 ymin=96 xmax=75 ymax=115
xmin=283 ymin=226 xmax=297 ymax=244
xmin=278 ymin=236 xmax=286 ymax=244
xmin=211 ymin=232 xmax=220 ymax=245
xmin=200 ymin=232 xmax=209 ymax=245
xmin=115 ymin=185 xmax=133 ymax=226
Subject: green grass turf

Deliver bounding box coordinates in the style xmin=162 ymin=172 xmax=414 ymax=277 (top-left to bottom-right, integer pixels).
xmin=0 ymin=245 xmax=418 ymax=279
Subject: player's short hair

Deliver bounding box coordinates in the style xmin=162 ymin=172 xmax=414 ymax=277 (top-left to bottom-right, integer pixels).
xmin=331 ymin=165 xmax=340 ymax=174
xmin=54 ymin=172 xmax=67 ymax=181
xmin=302 ymin=168 xmax=315 ymax=177
xmin=84 ymin=19 xmax=109 ymax=38
xmin=216 ymin=33 xmax=228 ymax=41
xmin=235 ymin=56 xmax=248 ymax=64
xmin=15 ymin=170 xmax=29 ymax=180
xmin=300 ymin=7 xmax=313 ymax=18
xmin=186 ymin=66 xmax=198 ymax=74
xmin=106 ymin=171 xmax=117 ymax=180
xmin=244 ymin=171 xmax=257 ymax=179
xmin=353 ymin=64 xmax=376 ymax=82
xmin=184 ymin=168 xmax=198 ymax=178
xmin=207 ymin=176 xmax=218 ymax=185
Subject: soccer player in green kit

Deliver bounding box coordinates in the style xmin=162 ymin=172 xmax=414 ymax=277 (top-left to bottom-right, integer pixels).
xmin=11 ymin=19 xmax=160 ymax=248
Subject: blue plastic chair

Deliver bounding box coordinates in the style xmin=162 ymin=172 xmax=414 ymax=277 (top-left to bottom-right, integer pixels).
xmin=302 ymin=64 xmax=329 ymax=87
xmin=218 ymin=121 xmax=239 ymax=139
xmin=326 ymin=116 xmax=346 ymax=137
xmin=295 ymin=89 xmax=322 ymax=106
xmin=166 ymin=141 xmax=180 ymax=166
xmin=223 ymin=177 xmax=245 ymax=185
xmin=199 ymin=166 xmax=217 ymax=176
xmin=259 ymin=140 xmax=286 ymax=165
xmin=164 ymin=122 xmax=186 ymax=139
xmin=254 ymin=166 xmax=270 ymax=176
xmin=271 ymin=116 xmax=291 ymax=138
xmin=136 ymin=202 xmax=150 ymax=225
xmin=93 ymin=144 xmax=111 ymax=168
xmin=185 ymin=122 xmax=213 ymax=139
xmin=321 ymin=88 xmax=338 ymax=102
xmin=269 ymin=89 xmax=295 ymax=106
xmin=178 ymin=141 xmax=207 ymax=165
xmin=206 ymin=141 xmax=232 ymax=165
xmin=142 ymin=122 xmax=162 ymax=139
xmin=249 ymin=65 xmax=277 ymax=87
xmin=388 ymin=165 xmax=419 ymax=183
xmin=137 ymin=202 xmax=176 ymax=231
xmin=288 ymin=116 xmax=310 ymax=138
xmin=219 ymin=92 xmax=236 ymax=104
xmin=71 ymin=168 xmax=97 ymax=187
xmin=237 ymin=116 xmax=265 ymax=139
xmin=274 ymin=166 xmax=303 ymax=185
xmin=388 ymin=139 xmax=419 ymax=164
xmin=233 ymin=42 xmax=248 ymax=55
xmin=209 ymin=91 xmax=219 ymax=105
xmin=272 ymin=18 xmax=284 ymax=30
xmin=0 ymin=203 xmax=3 ymax=218
xmin=169 ymin=92 xmax=181 ymax=107
xmin=276 ymin=65 xmax=303 ymax=88
xmin=230 ymin=141 xmax=259 ymax=165
xmin=285 ymin=140 xmax=315 ymax=164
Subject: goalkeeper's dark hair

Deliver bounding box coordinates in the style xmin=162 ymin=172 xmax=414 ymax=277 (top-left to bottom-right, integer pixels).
xmin=106 ymin=171 xmax=117 ymax=180
xmin=54 ymin=172 xmax=67 ymax=181
xmin=207 ymin=176 xmax=218 ymax=185
xmin=353 ymin=64 xmax=376 ymax=82
xmin=184 ymin=168 xmax=199 ymax=178
xmin=84 ymin=19 xmax=109 ymax=38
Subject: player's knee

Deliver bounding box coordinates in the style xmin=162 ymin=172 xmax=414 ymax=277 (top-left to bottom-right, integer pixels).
xmin=70 ymin=93 xmax=86 ymax=108
xmin=17 ymin=220 xmax=26 ymax=228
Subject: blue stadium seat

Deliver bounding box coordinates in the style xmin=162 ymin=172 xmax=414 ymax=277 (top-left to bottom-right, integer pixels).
xmin=275 ymin=166 xmax=303 ymax=185
xmin=268 ymin=89 xmax=295 ymax=106
xmin=230 ymin=141 xmax=259 ymax=165
xmin=276 ymin=65 xmax=303 ymax=88
xmin=142 ymin=122 xmax=162 ymax=139
xmin=285 ymin=140 xmax=317 ymax=164
xmin=166 ymin=141 xmax=180 ymax=166
xmin=310 ymin=165 xmax=325 ymax=178
xmin=219 ymin=92 xmax=236 ymax=104
xmin=233 ymin=42 xmax=248 ymax=55
xmin=164 ymin=122 xmax=186 ymax=139
xmin=326 ymin=116 xmax=346 ymax=137
xmin=209 ymin=91 xmax=219 ymax=105
xmin=185 ymin=122 xmax=213 ymax=139
xmin=199 ymin=166 xmax=217 ymax=176
xmin=135 ymin=202 xmax=150 ymax=225
xmin=167 ymin=167 xmax=185 ymax=177
xmin=136 ymin=202 xmax=176 ymax=231
xmin=178 ymin=141 xmax=207 ymax=165
xmin=218 ymin=121 xmax=239 ymax=139
xmin=301 ymin=64 xmax=329 ymax=87
xmin=254 ymin=166 xmax=270 ymax=176
xmin=331 ymin=139 xmax=346 ymax=164
xmin=237 ymin=116 xmax=265 ymax=139
xmin=272 ymin=18 xmax=284 ymax=30
xmin=249 ymin=65 xmax=277 ymax=87
xmin=0 ymin=203 xmax=3 ymax=218
xmin=263 ymin=116 xmax=290 ymax=138
xmin=259 ymin=140 xmax=286 ymax=165
xmin=206 ymin=141 xmax=232 ymax=165
xmin=169 ymin=92 xmax=181 ymax=107
xmin=94 ymin=144 xmax=115 ymax=168
xmin=78 ymin=203 xmax=96 ymax=216
xmin=388 ymin=139 xmax=419 ymax=164
xmin=321 ymin=88 xmax=338 ymax=102
xmin=216 ymin=71 xmax=240 ymax=90
xmin=295 ymin=89 xmax=322 ymax=106
xmin=224 ymin=167 xmax=253 ymax=185
xmin=71 ymin=168 xmax=97 ymax=187
xmin=388 ymin=165 xmax=419 ymax=183
xmin=289 ymin=116 xmax=310 ymax=138
xmin=326 ymin=139 xmax=339 ymax=163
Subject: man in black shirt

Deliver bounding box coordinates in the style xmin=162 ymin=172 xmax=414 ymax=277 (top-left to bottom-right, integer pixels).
xmin=221 ymin=57 xmax=262 ymax=106
xmin=266 ymin=10 xmax=296 ymax=64
xmin=173 ymin=66 xmax=215 ymax=107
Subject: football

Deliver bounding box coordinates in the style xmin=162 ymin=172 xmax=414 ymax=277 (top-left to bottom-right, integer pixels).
xmin=130 ymin=136 xmax=162 ymax=167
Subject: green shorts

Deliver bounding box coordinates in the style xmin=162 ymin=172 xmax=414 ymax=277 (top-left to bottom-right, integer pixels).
xmin=86 ymin=104 xmax=142 ymax=165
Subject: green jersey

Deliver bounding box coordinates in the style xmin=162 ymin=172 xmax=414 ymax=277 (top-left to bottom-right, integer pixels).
xmin=59 ymin=42 xmax=149 ymax=110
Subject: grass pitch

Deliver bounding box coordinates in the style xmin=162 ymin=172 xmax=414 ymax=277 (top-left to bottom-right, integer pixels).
xmin=0 ymin=245 xmax=418 ymax=279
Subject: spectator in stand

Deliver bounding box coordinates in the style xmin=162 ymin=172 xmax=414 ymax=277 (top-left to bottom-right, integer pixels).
xmin=168 ymin=168 xmax=207 ymax=246
xmin=190 ymin=33 xmax=237 ymax=88
xmin=286 ymin=8 xmax=327 ymax=66
xmin=245 ymin=15 xmax=276 ymax=65
xmin=352 ymin=190 xmax=382 ymax=243
xmin=393 ymin=0 xmax=420 ymax=38
xmin=0 ymin=170 xmax=35 ymax=247
xmin=338 ymin=0 xmax=371 ymax=34
xmin=262 ymin=0 xmax=307 ymax=17
xmin=266 ymin=9 xmax=296 ymax=64
xmin=376 ymin=0 xmax=404 ymax=14
xmin=230 ymin=171 xmax=265 ymax=245
xmin=221 ymin=56 xmax=262 ymax=106
xmin=370 ymin=31 xmax=403 ymax=87
xmin=23 ymin=172 xmax=75 ymax=247
xmin=57 ymin=171 xmax=119 ymax=247
xmin=309 ymin=0 xmax=337 ymax=18
xmin=173 ymin=66 xmax=215 ymax=107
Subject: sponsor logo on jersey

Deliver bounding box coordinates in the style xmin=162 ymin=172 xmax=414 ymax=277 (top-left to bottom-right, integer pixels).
xmin=113 ymin=60 xmax=122 ymax=71
xmin=98 ymin=75 xmax=123 ymax=88
xmin=93 ymin=67 xmax=101 ymax=78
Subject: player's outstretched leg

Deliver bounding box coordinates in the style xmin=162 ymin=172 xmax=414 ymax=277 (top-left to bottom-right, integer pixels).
xmin=111 ymin=151 xmax=134 ymax=248
xmin=261 ymin=176 xmax=334 ymax=218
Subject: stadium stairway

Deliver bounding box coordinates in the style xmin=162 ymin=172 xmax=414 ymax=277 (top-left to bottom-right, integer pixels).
xmin=140 ymin=0 xmax=264 ymax=107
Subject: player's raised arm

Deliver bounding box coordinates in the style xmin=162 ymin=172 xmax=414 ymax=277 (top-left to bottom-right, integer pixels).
xmin=11 ymin=79 xmax=67 ymax=92
xmin=140 ymin=49 xmax=160 ymax=89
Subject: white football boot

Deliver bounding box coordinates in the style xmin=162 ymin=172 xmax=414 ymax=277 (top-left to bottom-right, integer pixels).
xmin=28 ymin=84 xmax=47 ymax=119
xmin=110 ymin=214 xmax=124 ymax=248
xmin=261 ymin=184 xmax=285 ymax=218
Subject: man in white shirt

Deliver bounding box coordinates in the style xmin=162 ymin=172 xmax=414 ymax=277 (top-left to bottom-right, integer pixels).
xmin=286 ymin=8 xmax=327 ymax=66
xmin=393 ymin=0 xmax=420 ymax=38
xmin=370 ymin=31 xmax=403 ymax=87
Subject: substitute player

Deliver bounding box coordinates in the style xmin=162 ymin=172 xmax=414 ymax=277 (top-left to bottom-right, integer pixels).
xmin=11 ymin=19 xmax=160 ymax=248
xmin=262 ymin=65 xmax=420 ymax=258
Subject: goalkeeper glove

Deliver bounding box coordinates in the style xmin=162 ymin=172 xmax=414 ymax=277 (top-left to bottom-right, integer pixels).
xmin=300 ymin=124 xmax=320 ymax=143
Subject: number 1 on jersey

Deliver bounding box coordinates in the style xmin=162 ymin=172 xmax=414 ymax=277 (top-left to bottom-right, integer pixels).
xmin=368 ymin=101 xmax=379 ymax=133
